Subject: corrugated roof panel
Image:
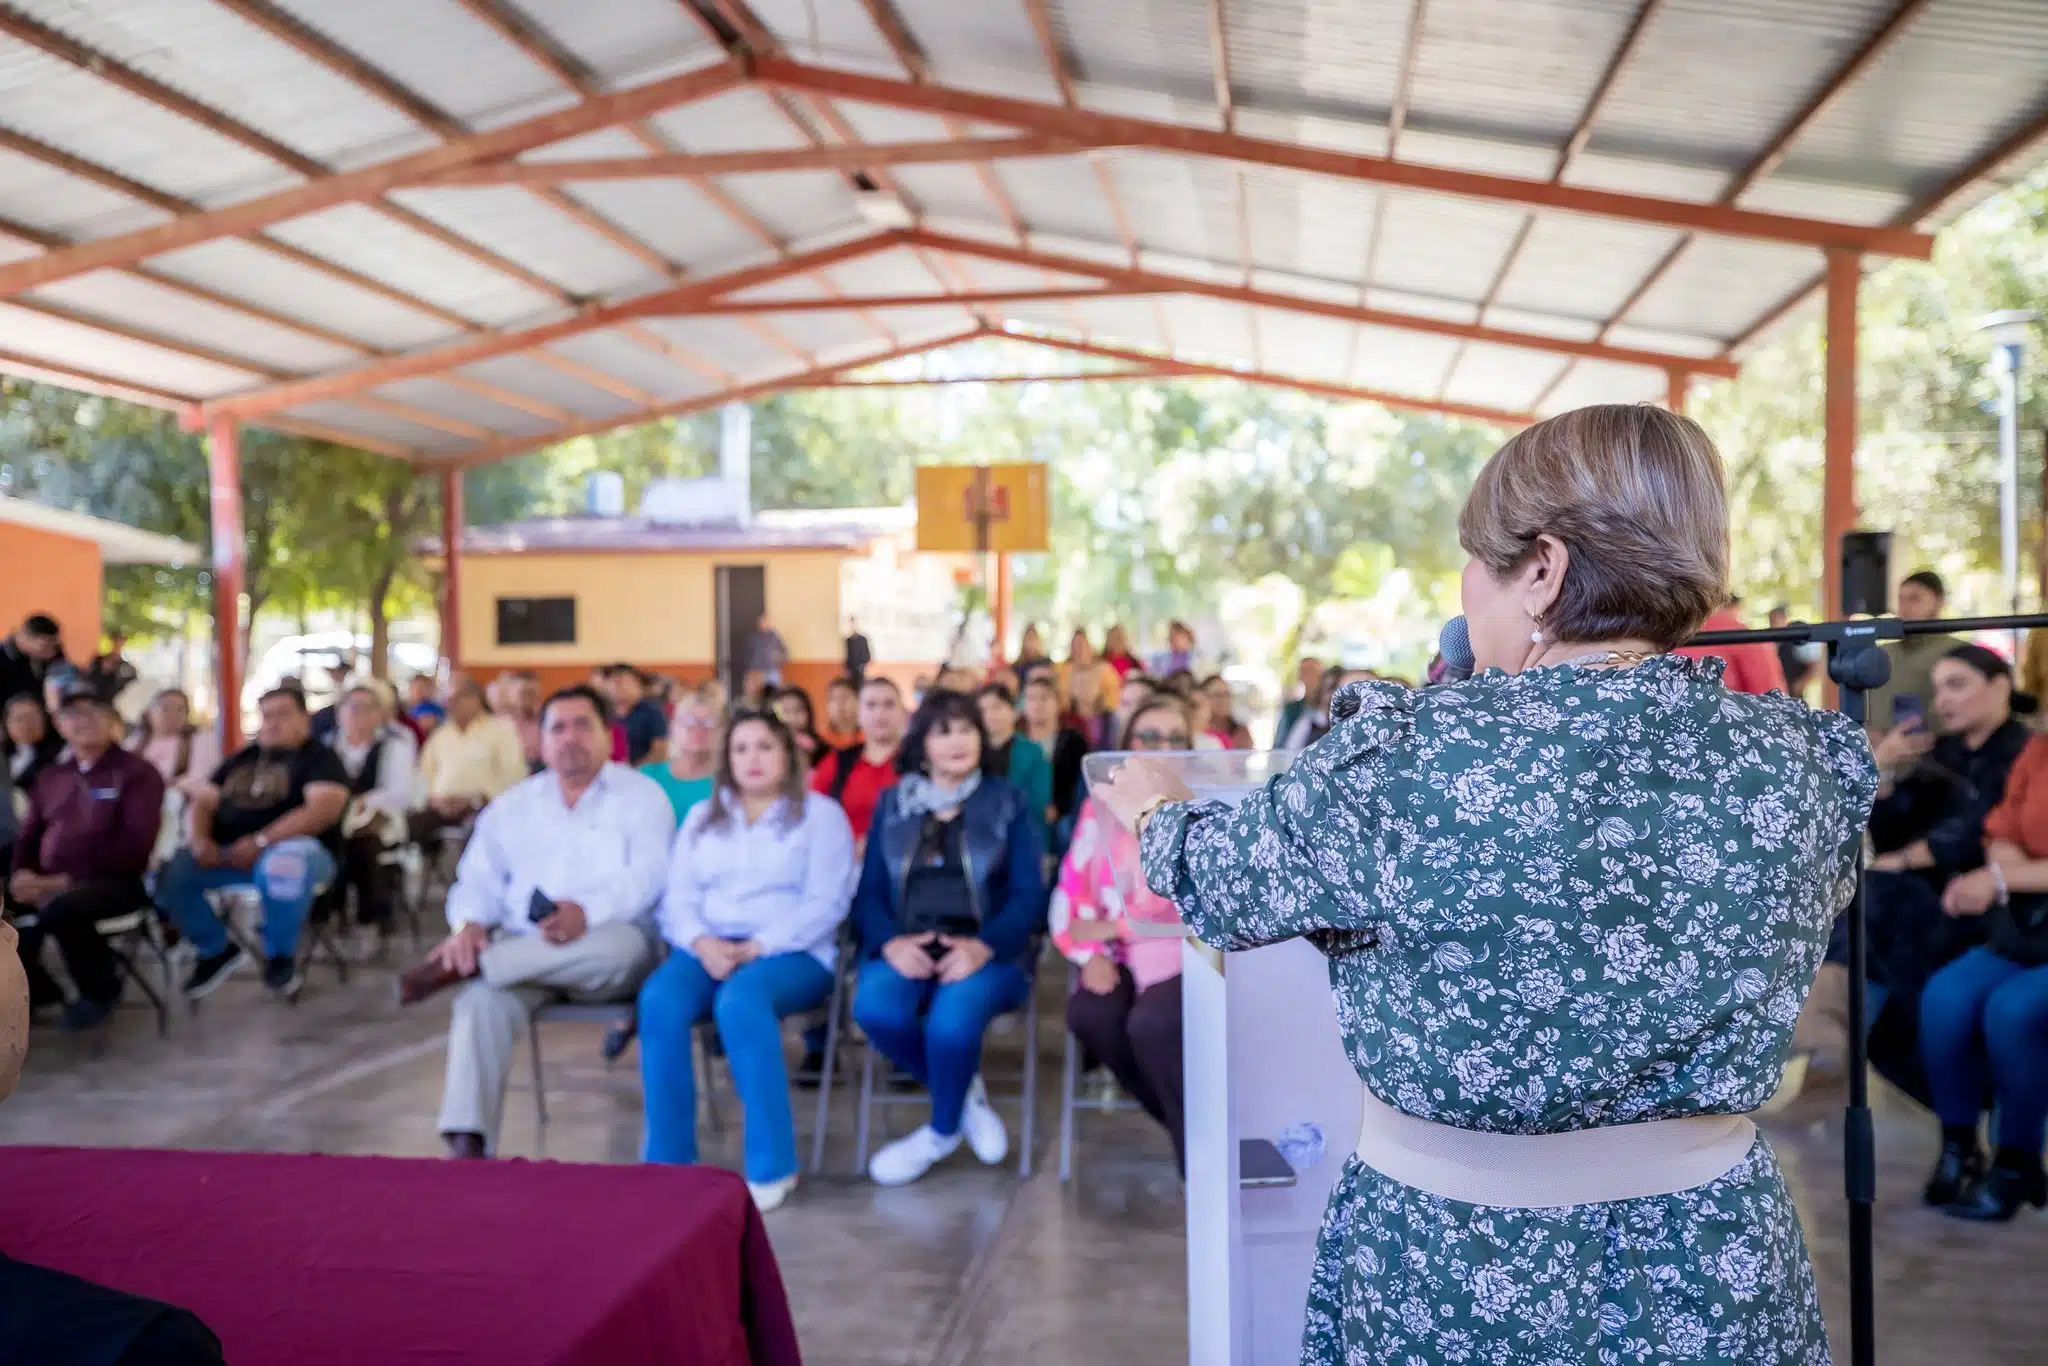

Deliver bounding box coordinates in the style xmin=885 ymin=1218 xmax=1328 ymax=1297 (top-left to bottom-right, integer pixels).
xmin=548 ymin=331 xmax=704 ymax=401
xmin=287 ymin=399 xmax=471 ymax=455
xmin=144 ymin=237 xmax=457 ymax=353
xmin=0 ymin=36 xmax=296 ymax=207
xmin=0 ymin=303 xmax=264 ymax=397
xmin=991 ymin=156 xmax=1124 ymax=246
xmin=1622 ymin=236 xmax=1821 ymax=340
xmin=1072 ymin=77 xmax=1215 ymax=129
xmin=803 ymin=94 xmax=962 ymax=145
xmin=1738 ymin=177 xmax=1913 ymax=225
xmin=268 ymin=0 xmax=573 ymax=131
xmin=1052 ymin=294 xmax=1172 ymax=345
xmin=1563 ymin=150 xmax=1728 ymax=202
xmin=867 ymin=303 xmax=988 ymax=337
xmin=26 ymin=270 xmax=360 ymax=375
xmin=1242 ymin=166 xmax=1378 ymax=285
xmin=378 ymin=377 xmax=555 ymax=440
xmin=1225 ymin=0 xmax=1410 ymax=131
xmin=1409 ymin=0 xmax=1644 ymax=152
xmin=1441 ymin=340 xmax=1575 ymax=411
xmin=1159 ymin=297 xmax=1254 ymax=364
xmin=1048 ymin=0 xmax=1216 ymax=122
xmin=1492 ymin=213 xmax=1685 ymax=324
xmin=1590 ymin=0 xmax=1904 ymax=179
xmin=1537 ymin=356 xmax=1662 ymax=413
xmin=498 ymin=0 xmax=721 ymax=87
xmin=1027 ymin=229 xmax=1137 ymax=272
xmin=748 ymin=0 xmax=906 ymax=77
xmin=0 ymin=150 xmax=164 ymax=241
xmin=388 ymin=186 xmax=668 ymax=297
xmin=1396 ymin=128 xmax=1559 ymax=179
xmin=1250 ymin=267 xmax=1371 ymax=309
xmin=461 ymin=355 xmax=643 ymax=421
xmin=644 ymin=315 xmax=803 ymax=377
xmin=1479 ymin=305 xmax=1602 ymax=343
xmin=817 ymin=245 xmax=949 ymax=297
xmin=1601 ymin=323 xmax=1727 ymax=359
xmin=885 ymin=0 xmax=1065 ymax=101
xmin=1256 ymin=310 xmax=1356 ymax=384
xmin=889 ymin=162 xmax=1023 ymax=226
xmin=648 ymin=85 xmax=820 ymax=153
xmin=263 ymin=202 xmax=564 ymax=327
xmin=552 ymin=177 xmax=779 ymax=272
xmin=4 ymin=0 xmax=433 ymax=166
xmin=707 ymin=170 xmax=861 ymax=244
xmin=819 ymin=318 xmax=977 ymax=373
xmin=1365 ymin=285 xmax=1478 ymax=324
xmin=1233 ymin=106 xmax=1387 ymax=157
xmin=1771 ymin=0 xmax=2048 ymax=204
xmin=1372 ymin=194 xmax=1529 ymax=302
xmin=754 ymin=308 xmax=887 ymax=358
xmin=1101 ymin=152 xmax=1239 ymax=272
xmin=1349 ymin=324 xmax=1463 ymax=396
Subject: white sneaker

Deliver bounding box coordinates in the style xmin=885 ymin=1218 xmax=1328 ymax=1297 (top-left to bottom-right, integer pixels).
xmin=748 ymin=1174 xmax=798 ymax=1213
xmin=868 ymin=1125 xmax=961 ymax=1186
xmin=961 ymin=1075 xmax=1009 ymax=1166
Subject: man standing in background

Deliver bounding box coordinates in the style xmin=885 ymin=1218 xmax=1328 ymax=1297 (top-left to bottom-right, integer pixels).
xmin=844 ymin=617 xmax=872 ymax=687
xmin=747 ymin=613 xmax=789 ymax=687
xmin=0 ymin=615 xmax=61 ymax=709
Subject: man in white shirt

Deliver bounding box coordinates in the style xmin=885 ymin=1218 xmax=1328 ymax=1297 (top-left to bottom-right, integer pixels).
xmin=331 ymin=685 xmax=416 ymax=940
xmin=397 ymin=684 xmax=674 ymax=1159
xmin=407 ymin=676 xmax=527 ymax=848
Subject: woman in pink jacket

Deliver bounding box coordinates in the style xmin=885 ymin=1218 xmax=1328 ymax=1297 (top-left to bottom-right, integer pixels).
xmin=1050 ymin=696 xmax=1192 ymax=1172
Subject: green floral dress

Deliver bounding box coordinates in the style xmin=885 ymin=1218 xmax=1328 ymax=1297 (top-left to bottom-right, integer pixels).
xmin=1142 ymin=657 xmax=1877 ymax=1365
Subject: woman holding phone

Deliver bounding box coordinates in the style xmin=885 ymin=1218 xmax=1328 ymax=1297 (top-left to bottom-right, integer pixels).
xmin=637 ymin=710 xmax=854 ymax=1212
xmin=850 ymin=690 xmax=1045 ymax=1186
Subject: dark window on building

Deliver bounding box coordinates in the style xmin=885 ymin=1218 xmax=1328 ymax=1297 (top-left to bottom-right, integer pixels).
xmin=496 ymin=596 xmax=576 ymax=646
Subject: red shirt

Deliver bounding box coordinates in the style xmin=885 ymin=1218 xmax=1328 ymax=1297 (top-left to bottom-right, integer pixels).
xmin=13 ymin=745 xmax=164 ymax=882
xmin=1676 ymin=608 xmax=1788 ymax=696
xmin=809 ymin=747 xmax=900 ymax=841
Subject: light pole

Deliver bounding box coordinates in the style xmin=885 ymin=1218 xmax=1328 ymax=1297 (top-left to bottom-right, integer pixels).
xmin=1977 ymin=309 xmax=2037 ymax=615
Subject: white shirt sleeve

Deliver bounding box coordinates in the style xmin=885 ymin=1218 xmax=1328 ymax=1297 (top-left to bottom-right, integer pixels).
xmin=444 ymin=794 xmax=511 ymax=932
xmin=658 ymin=807 xmax=710 ymax=950
xmin=364 ymin=735 xmax=415 ymax=817
xmin=578 ymin=772 xmax=678 ymax=928
xmin=751 ymin=794 xmax=856 ymax=958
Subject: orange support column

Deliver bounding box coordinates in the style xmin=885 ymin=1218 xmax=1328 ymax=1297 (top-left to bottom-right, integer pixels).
xmin=1822 ymin=249 xmax=1861 ymax=620
xmin=440 ymin=466 xmax=464 ymax=673
xmin=206 ymin=415 xmax=244 ymax=752
xmin=1666 ymin=369 xmax=1689 ymax=414
xmin=992 ymin=551 xmax=1012 ymax=668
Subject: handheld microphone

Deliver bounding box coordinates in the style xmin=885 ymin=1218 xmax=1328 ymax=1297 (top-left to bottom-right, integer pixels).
xmin=1436 ymin=616 xmax=1475 ymax=683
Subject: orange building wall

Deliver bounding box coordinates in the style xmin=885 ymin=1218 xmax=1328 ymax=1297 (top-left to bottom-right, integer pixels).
xmin=0 ymin=522 xmax=102 ymax=664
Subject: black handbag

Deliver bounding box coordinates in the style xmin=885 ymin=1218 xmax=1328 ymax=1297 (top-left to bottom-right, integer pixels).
xmin=1989 ymin=892 xmax=2048 ymax=967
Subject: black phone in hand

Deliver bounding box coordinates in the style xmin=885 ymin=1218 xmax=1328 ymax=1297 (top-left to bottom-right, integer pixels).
xmin=920 ymin=936 xmax=949 ymax=962
xmin=528 ymin=890 xmax=557 ymax=925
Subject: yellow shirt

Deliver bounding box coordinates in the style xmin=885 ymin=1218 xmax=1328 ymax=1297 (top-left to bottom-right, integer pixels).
xmin=418 ymin=714 xmax=528 ymax=802
xmin=1056 ymin=658 xmax=1122 ymax=714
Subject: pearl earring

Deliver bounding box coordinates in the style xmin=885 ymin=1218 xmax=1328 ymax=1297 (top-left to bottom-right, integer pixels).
xmin=1530 ymin=628 xmax=1544 ymax=644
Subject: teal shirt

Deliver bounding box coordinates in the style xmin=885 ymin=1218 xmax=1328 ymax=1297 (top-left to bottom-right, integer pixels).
xmin=998 ymin=736 xmax=1053 ymax=824
xmin=640 ymin=764 xmax=715 ymax=827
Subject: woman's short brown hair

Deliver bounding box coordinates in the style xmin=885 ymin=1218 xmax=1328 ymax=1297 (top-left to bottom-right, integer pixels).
xmin=1459 ymin=404 xmax=1729 ymax=651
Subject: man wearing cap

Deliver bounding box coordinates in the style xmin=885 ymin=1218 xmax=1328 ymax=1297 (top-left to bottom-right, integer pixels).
xmin=8 ymin=682 xmax=164 ymax=1032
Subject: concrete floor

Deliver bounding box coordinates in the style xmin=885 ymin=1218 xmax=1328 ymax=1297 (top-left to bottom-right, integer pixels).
xmin=2 ymin=962 xmax=2041 ymax=1365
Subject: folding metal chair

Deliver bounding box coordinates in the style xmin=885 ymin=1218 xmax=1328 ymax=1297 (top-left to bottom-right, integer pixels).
xmin=526 ymin=1000 xmax=638 ymax=1128
xmin=1056 ymin=962 xmax=1146 ymax=1181
xmin=92 ymin=907 xmax=173 ymax=1043
xmin=853 ymin=943 xmax=1045 ymax=1179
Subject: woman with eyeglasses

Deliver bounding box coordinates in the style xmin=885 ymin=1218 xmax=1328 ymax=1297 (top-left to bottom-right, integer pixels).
xmin=850 ymin=689 xmax=1046 ymax=1186
xmin=1051 ymin=697 xmax=1193 ymax=1172
xmin=638 ymin=709 xmax=854 ymax=1212
xmin=642 ymin=686 xmax=721 ymax=826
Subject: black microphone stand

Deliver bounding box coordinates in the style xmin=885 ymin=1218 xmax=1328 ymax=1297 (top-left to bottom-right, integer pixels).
xmin=1687 ymin=611 xmax=2048 ymax=1366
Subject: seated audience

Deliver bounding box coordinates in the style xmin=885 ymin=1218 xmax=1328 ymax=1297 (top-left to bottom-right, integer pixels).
xmin=975 ymin=684 xmax=1051 ymax=822
xmin=83 ymin=633 xmax=139 ymax=708
xmin=155 ymin=688 xmax=350 ymax=999
xmin=852 ymin=690 xmax=1045 ymax=1186
xmin=1273 ymin=657 xmax=1325 ymax=749
xmin=331 ymin=685 xmax=417 ymax=941
xmin=1059 ymin=628 xmax=1122 ymax=722
xmin=1281 ymin=669 xmax=1347 ymax=749
xmin=1198 ymin=675 xmax=1253 ymax=749
xmin=1918 ymin=725 xmax=2048 ymax=1221
xmin=643 ymin=686 xmax=719 ymax=825
xmin=129 ymin=688 xmax=219 ymax=869
xmin=739 ymin=668 xmax=771 ymax=711
xmin=308 ymin=661 xmax=353 ymax=744
xmin=1021 ymin=675 xmax=1086 ymax=835
xmin=1012 ymin=624 xmax=1051 ymax=682
xmin=1150 ymin=620 xmax=1196 ymax=678
xmin=504 ymin=671 xmax=544 ymax=772
xmin=4 ymin=694 xmax=62 ymax=791
xmin=770 ymin=684 xmax=824 ymax=764
xmin=0 ymin=613 xmax=63 ymax=713
xmin=397 ymin=685 xmax=673 ymax=1158
xmin=1112 ymin=673 xmax=1157 ymax=745
xmin=405 ymin=674 xmax=445 ymax=737
xmin=1062 ymin=653 xmax=1114 ymax=750
xmin=0 ymin=917 xmax=226 ymax=1365
xmin=1100 ymin=623 xmax=1140 ymax=680
xmin=1052 ymin=696 xmax=1192 ymax=1171
xmin=818 ymin=674 xmax=862 ymax=751
xmin=409 ymin=677 xmax=526 ymax=848
xmin=1871 ymin=570 xmax=1966 ymax=733
xmin=9 ymin=684 xmax=164 ymax=1031
xmin=638 ymin=711 xmax=855 ymax=1211
xmin=811 ymin=677 xmax=907 ymax=853
xmin=934 ymin=665 xmax=978 ymax=694
xmin=605 ymin=664 xmax=669 ymax=767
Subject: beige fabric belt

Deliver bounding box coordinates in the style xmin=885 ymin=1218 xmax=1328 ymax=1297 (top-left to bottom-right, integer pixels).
xmin=1354 ymin=1087 xmax=1757 ymax=1209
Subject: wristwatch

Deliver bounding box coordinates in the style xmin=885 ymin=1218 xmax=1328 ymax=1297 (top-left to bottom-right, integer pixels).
xmin=1135 ymin=793 xmax=1175 ymax=834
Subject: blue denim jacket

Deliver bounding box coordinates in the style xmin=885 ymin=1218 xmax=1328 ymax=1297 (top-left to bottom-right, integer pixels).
xmin=852 ymin=777 xmax=1044 ymax=966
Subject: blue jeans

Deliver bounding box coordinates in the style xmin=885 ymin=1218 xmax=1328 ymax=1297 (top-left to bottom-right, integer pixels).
xmin=638 ymin=949 xmax=834 ymax=1182
xmin=853 ymin=957 xmax=1031 ymax=1137
xmin=155 ymin=837 xmax=336 ymax=960
xmin=1920 ymin=945 xmax=2048 ymax=1152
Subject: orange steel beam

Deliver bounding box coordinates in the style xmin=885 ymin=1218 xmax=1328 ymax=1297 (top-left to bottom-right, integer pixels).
xmin=435 ymin=374 xmax=574 ymax=424
xmin=423 ymin=136 xmax=1104 ymax=186
xmin=1003 ymin=329 xmax=1534 ymax=427
xmin=613 ymin=323 xmax=734 ymax=385
xmin=758 ymin=60 xmax=1936 ymax=258
xmin=1349 ymin=0 xmax=1429 ymax=385
xmin=814 ymin=367 xmax=1180 ymax=388
xmin=0 ymin=9 xmax=609 ymax=305
xmin=903 ymin=228 xmax=1740 ymax=377
xmin=260 ymin=415 xmax=416 ymax=460
xmin=1533 ymin=0 xmax=1934 ymax=410
xmin=673 ymin=286 xmax=1159 ymax=315
xmin=457 ymin=326 xmax=984 ymax=467
xmin=529 ymin=352 xmax=658 ymax=407
xmin=1822 ymin=249 xmax=1860 ymax=621
xmin=195 ymin=232 xmax=896 ymax=420
xmin=0 ymin=125 xmax=482 ymax=331
xmin=1436 ymin=0 xmax=1656 ymax=400
xmin=0 ymin=50 xmax=744 ymax=299
xmin=351 ymin=396 xmax=495 ymax=442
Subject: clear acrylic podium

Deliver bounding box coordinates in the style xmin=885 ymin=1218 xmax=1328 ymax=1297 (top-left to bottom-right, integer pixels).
xmin=1084 ymin=752 xmax=1362 ymax=1365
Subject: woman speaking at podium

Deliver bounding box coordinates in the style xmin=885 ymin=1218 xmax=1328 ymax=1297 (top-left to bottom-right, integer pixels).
xmin=1099 ymin=405 xmax=1878 ymax=1365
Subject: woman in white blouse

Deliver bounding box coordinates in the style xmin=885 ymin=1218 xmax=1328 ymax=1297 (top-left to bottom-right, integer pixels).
xmin=126 ymin=688 xmax=219 ymax=868
xmin=638 ymin=708 xmax=854 ymax=1212
xmin=330 ymin=685 xmax=416 ymax=939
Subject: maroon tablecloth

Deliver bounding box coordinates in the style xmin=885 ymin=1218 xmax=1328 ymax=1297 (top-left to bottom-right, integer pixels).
xmin=0 ymin=1147 xmax=801 ymax=1366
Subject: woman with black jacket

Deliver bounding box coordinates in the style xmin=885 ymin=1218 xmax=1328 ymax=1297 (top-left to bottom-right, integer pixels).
xmin=850 ymin=690 xmax=1045 ymax=1187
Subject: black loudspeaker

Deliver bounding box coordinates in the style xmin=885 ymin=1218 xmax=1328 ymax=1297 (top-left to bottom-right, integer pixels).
xmin=1841 ymin=530 xmax=1892 ymax=617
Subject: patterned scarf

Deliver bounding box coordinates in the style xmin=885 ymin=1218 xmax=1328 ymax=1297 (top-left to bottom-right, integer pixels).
xmin=894 ymin=771 xmax=981 ymax=819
